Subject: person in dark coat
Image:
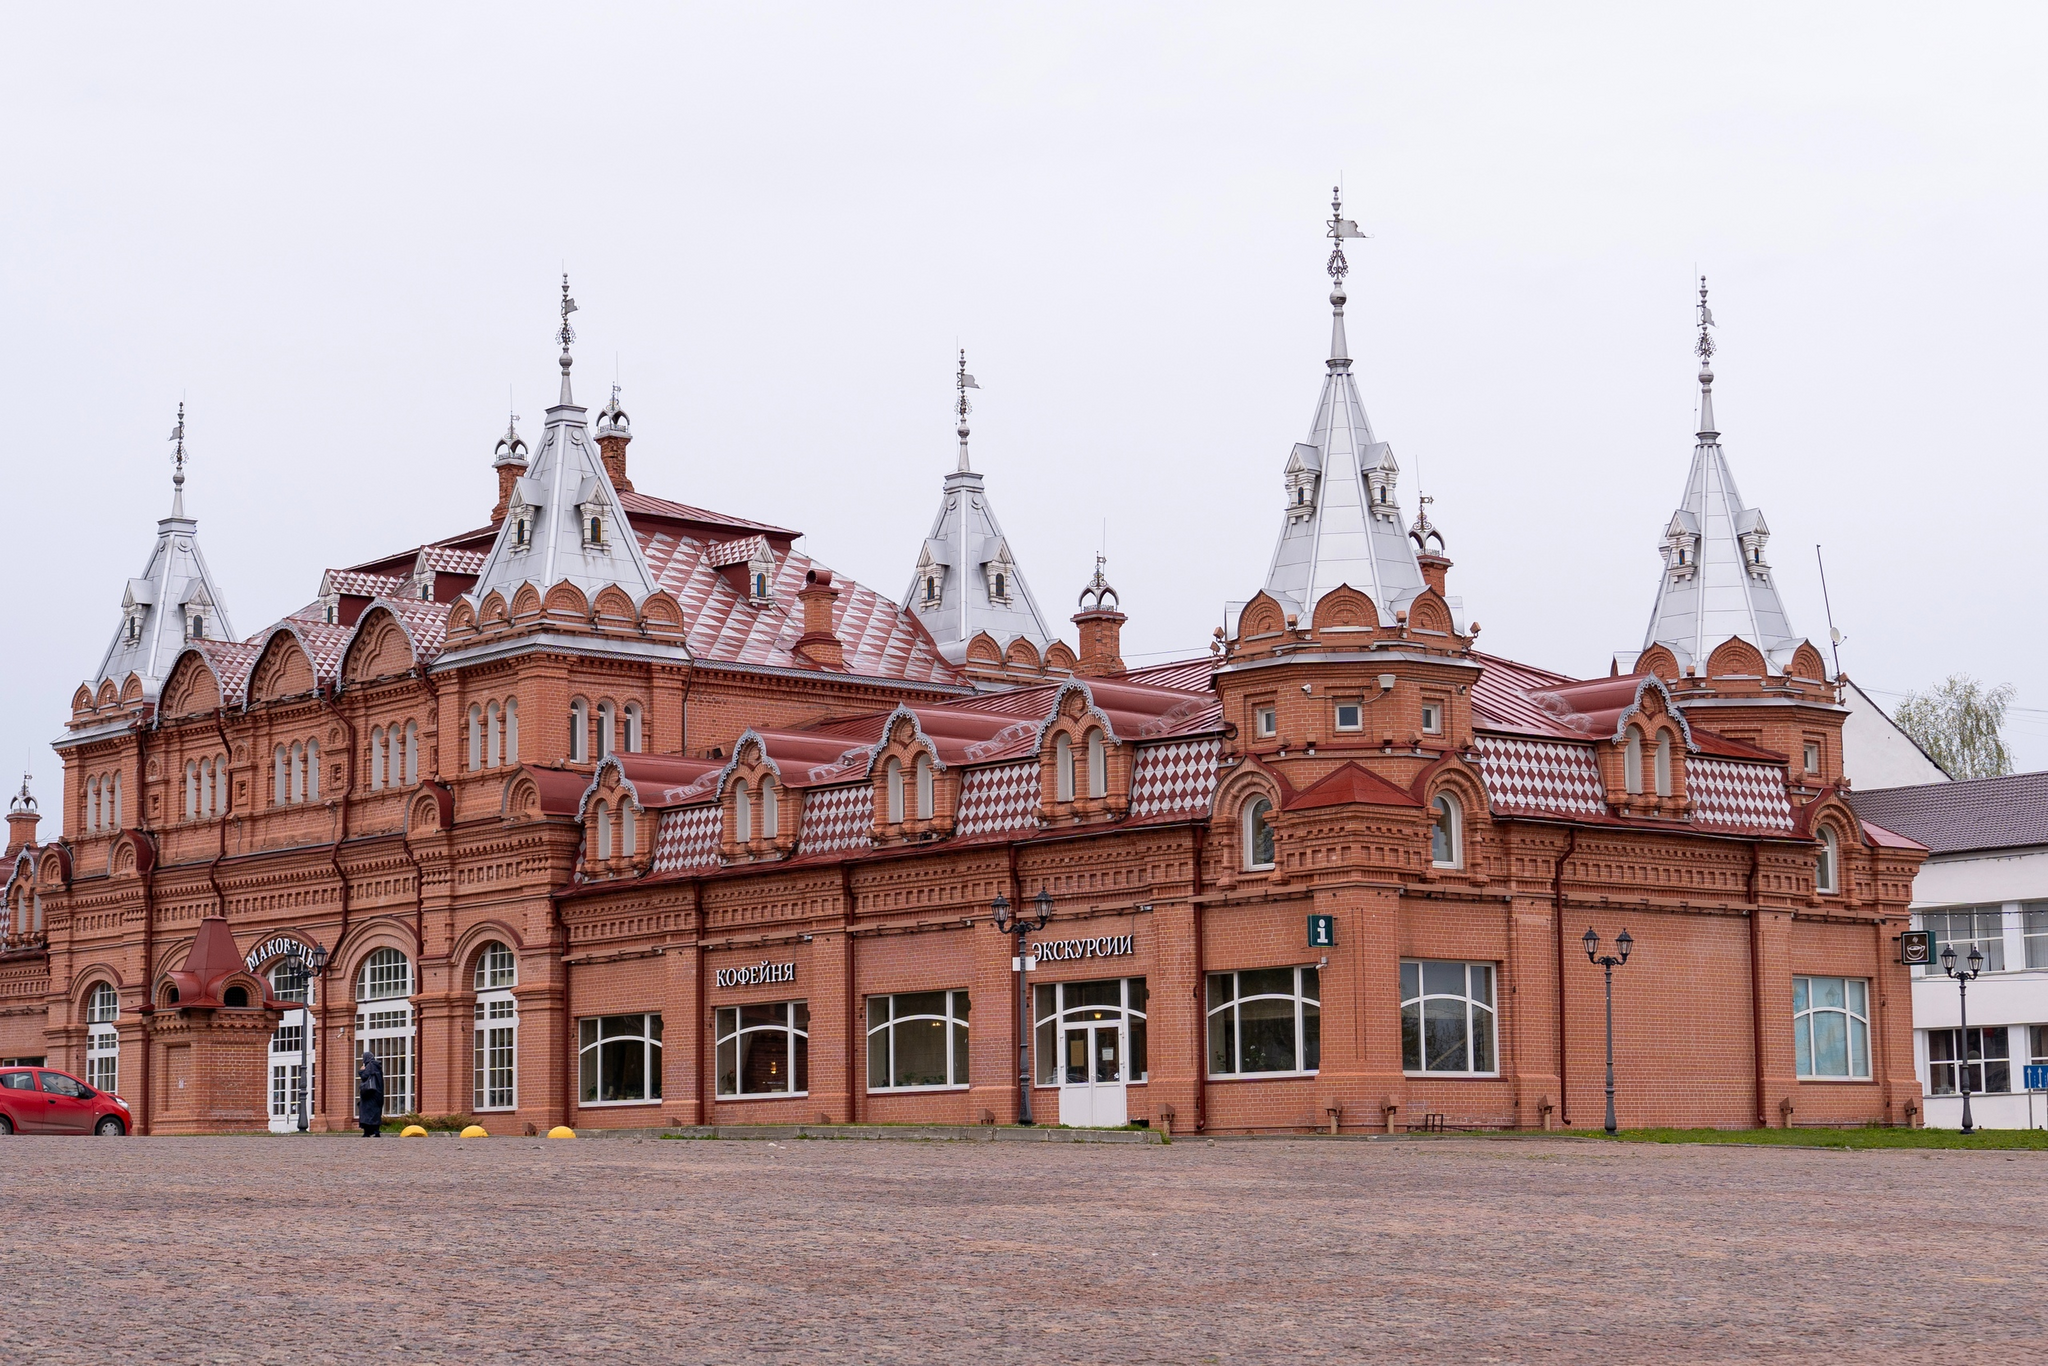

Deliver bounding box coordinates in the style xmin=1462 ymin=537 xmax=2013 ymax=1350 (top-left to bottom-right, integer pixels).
xmin=356 ymin=1050 xmax=385 ymax=1138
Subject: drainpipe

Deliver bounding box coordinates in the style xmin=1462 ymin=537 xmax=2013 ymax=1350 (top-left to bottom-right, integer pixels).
xmin=318 ymin=683 xmax=358 ymax=1131
xmin=1189 ymin=823 xmax=1207 ymax=1134
xmin=1551 ymin=824 xmax=1577 ymax=1127
xmin=205 ymin=708 xmax=234 ymax=919
xmin=1749 ymin=842 xmax=1766 ymax=1128
xmin=553 ymin=885 xmax=574 ymax=1131
xmin=135 ymin=710 xmax=157 ymax=1136
xmin=695 ymin=877 xmax=708 ymax=1126
xmin=841 ymin=860 xmax=856 ymax=1124
xmin=1004 ymin=841 xmax=1025 ymax=1122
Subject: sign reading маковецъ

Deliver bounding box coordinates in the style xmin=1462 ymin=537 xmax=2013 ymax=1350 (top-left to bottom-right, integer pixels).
xmin=1027 ymin=933 xmax=1134 ymax=962
xmin=243 ymin=935 xmax=309 ymax=972
xmin=716 ymin=961 xmax=796 ymax=989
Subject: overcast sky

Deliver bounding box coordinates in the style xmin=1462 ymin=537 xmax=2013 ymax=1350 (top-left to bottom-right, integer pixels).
xmin=5 ymin=3 xmax=2045 ymax=811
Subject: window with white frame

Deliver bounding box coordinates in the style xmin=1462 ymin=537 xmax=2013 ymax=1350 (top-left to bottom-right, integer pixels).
xmin=1421 ymin=702 xmax=1442 ymax=735
xmin=1055 ymin=734 xmax=1074 ymax=802
xmin=579 ymin=1014 xmax=663 ymax=1104
xmin=1085 ymin=731 xmax=1106 ymax=799
xmin=1207 ymin=966 xmax=1320 ymax=1076
xmin=2023 ymin=903 xmax=2048 ymax=970
xmin=884 ymin=760 xmax=903 ymax=824
xmin=86 ymin=984 xmax=118 ymax=1094
xmin=1815 ymin=827 xmax=1839 ymax=894
xmin=1803 ymin=741 xmax=1821 ymax=773
xmin=1927 ymin=1027 xmax=2010 ymax=1096
xmin=1255 ymin=705 xmax=1277 ymax=739
xmin=1919 ymin=908 xmax=2005 ymax=974
xmin=2031 ymin=1025 xmax=2048 ymax=1072
xmin=1624 ymin=728 xmax=1644 ymax=794
xmin=623 ymin=702 xmax=642 ymax=753
xmin=1333 ymin=701 xmax=1363 ymax=732
xmin=1792 ymin=976 xmax=1869 ymax=1079
xmin=354 ymin=947 xmax=414 ymax=1115
xmin=1654 ymin=733 xmax=1673 ymax=798
xmin=598 ymin=701 xmax=616 ymax=759
xmin=1430 ymin=793 xmax=1462 ymax=868
xmin=569 ymin=698 xmax=589 ymax=763
xmin=1401 ymin=960 xmax=1497 ymax=1074
xmin=1032 ymin=978 xmax=1148 ymax=1086
xmin=915 ymin=754 xmax=935 ymax=818
xmin=760 ymin=779 xmax=777 ymax=840
xmin=716 ymin=1002 xmax=807 ymax=1097
xmin=1243 ymin=796 xmax=1275 ymax=870
xmin=866 ymin=991 xmax=969 ymax=1090
xmin=473 ymin=943 xmax=517 ymax=1111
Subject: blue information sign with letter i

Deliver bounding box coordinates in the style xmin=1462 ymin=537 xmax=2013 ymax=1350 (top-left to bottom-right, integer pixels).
xmin=1308 ymin=914 xmax=1335 ymax=948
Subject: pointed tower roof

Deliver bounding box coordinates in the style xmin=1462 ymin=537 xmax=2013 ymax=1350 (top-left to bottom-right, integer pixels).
xmin=902 ymin=351 xmax=1055 ymax=663
xmin=1640 ymin=279 xmax=1804 ymax=674
xmin=1261 ymin=188 xmax=1428 ymax=625
xmin=92 ymin=404 xmax=236 ymax=699
xmin=467 ymin=277 xmax=663 ymax=608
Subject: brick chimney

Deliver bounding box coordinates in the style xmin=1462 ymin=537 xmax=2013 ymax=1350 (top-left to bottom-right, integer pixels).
xmin=5 ymin=775 xmax=38 ymax=858
xmin=1071 ymin=556 xmax=1126 ymax=677
xmin=595 ymin=389 xmax=634 ymax=493
xmin=491 ymin=416 xmax=529 ymax=524
xmin=1416 ymin=551 xmax=1450 ymax=599
xmin=794 ymin=569 xmax=844 ymax=670
xmin=1410 ymin=499 xmax=1450 ymax=598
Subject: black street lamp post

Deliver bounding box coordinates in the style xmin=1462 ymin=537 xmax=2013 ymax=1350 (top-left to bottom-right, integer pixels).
xmin=990 ymin=888 xmax=1054 ymax=1125
xmin=1582 ymin=927 xmax=1634 ymax=1136
xmin=1940 ymin=941 xmax=1985 ymax=1135
xmin=290 ymin=941 xmax=329 ymax=1133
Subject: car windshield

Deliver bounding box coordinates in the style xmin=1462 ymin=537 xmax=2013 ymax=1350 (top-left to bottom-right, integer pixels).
xmin=0 ymin=1072 xmax=35 ymax=1091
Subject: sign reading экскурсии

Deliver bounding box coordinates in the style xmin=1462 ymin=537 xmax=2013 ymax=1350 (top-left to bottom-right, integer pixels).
xmin=716 ymin=961 xmax=796 ymax=989
xmin=1026 ymin=933 xmax=1135 ymax=962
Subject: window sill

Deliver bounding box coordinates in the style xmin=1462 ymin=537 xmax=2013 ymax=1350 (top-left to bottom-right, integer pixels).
xmin=1401 ymin=1070 xmax=1502 ymax=1080
xmin=1033 ymin=1079 xmax=1148 ymax=1089
xmin=714 ymin=1091 xmax=811 ymax=1102
xmin=473 ymin=1104 xmax=518 ymax=1112
xmin=1206 ymin=1070 xmax=1318 ymax=1083
xmin=866 ymin=1084 xmax=970 ymax=1095
xmin=1793 ymin=1076 xmax=1875 ymax=1085
xmin=579 ymin=1098 xmax=664 ymax=1108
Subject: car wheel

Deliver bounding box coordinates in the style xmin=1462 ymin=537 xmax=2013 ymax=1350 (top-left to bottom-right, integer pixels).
xmin=0 ymin=1114 xmax=12 ymax=1135
xmin=95 ymin=1116 xmax=125 ymax=1137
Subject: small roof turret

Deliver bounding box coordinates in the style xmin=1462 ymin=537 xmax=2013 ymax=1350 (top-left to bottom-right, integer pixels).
xmin=902 ymin=351 xmax=1056 ymax=664
xmin=90 ymin=404 xmax=236 ymax=699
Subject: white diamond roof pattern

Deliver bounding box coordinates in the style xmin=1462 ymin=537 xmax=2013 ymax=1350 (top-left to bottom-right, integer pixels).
xmin=1475 ymin=735 xmax=1607 ymax=817
xmin=1128 ymin=738 xmax=1223 ymax=820
xmin=955 ymin=762 xmax=1040 ymax=837
xmin=1688 ymin=757 xmax=1796 ymax=833
xmin=652 ymin=805 xmax=721 ymax=874
xmin=800 ymin=784 xmax=873 ymax=855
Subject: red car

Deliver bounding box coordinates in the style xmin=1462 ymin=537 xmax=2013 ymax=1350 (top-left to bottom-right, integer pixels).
xmin=0 ymin=1066 xmax=131 ymax=1135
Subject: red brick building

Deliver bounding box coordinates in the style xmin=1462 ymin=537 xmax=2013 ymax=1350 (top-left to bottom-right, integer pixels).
xmin=1 ymin=234 xmax=1927 ymax=1136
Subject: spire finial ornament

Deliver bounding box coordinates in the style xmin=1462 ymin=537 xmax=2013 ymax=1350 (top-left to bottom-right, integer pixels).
xmin=954 ymin=348 xmax=980 ymax=473
xmin=1078 ymin=552 xmax=1120 ymax=612
xmin=1695 ymin=274 xmax=1719 ymax=441
xmin=9 ymin=771 xmax=35 ymax=815
xmin=1325 ymin=186 xmax=1367 ymax=370
xmin=168 ymin=401 xmax=188 ymax=517
xmin=557 ymin=273 xmax=580 ymax=405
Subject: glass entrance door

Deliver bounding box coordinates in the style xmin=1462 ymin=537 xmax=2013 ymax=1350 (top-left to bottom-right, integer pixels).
xmin=1058 ymin=1022 xmax=1127 ymax=1127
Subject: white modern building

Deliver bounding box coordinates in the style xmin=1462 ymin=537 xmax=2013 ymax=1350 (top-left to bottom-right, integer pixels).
xmin=1850 ymin=773 xmax=2048 ymax=1129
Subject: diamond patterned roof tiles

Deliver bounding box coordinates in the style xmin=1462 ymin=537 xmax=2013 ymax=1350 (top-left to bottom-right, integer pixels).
xmin=1688 ymin=757 xmax=1797 ymax=833
xmin=652 ymin=805 xmax=721 ymax=874
xmin=322 ymin=570 xmax=407 ymax=599
xmin=799 ymin=784 xmax=873 ymax=855
xmin=1128 ymin=738 xmax=1223 ymax=820
xmin=954 ymin=762 xmax=1041 ymax=837
xmin=1474 ymin=735 xmax=1607 ymax=817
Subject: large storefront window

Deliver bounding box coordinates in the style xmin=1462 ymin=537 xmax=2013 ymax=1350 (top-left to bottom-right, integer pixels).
xmin=1207 ymin=967 xmax=1320 ymax=1076
xmin=1400 ymin=961 xmax=1497 ymax=1075
xmin=1033 ymin=979 xmax=1147 ymax=1086
xmin=867 ymin=991 xmax=969 ymax=1091
xmin=1793 ymin=976 xmax=1869 ymax=1080
xmin=86 ymin=984 xmax=118 ymax=1094
xmin=580 ymin=1014 xmax=663 ymax=1104
xmin=473 ymin=943 xmax=518 ymax=1112
xmin=354 ymin=948 xmax=414 ymax=1116
xmin=717 ymin=1002 xmax=809 ymax=1097
xmin=1928 ymin=1027 xmax=2010 ymax=1096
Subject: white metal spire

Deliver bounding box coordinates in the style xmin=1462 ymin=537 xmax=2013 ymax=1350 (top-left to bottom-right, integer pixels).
xmin=467 ymin=279 xmax=663 ymax=609
xmin=1261 ymin=187 xmax=1428 ymax=626
xmin=90 ymin=403 xmax=236 ymax=698
xmin=1640 ymin=278 xmax=1805 ymax=674
xmin=903 ymin=351 xmax=1055 ymax=663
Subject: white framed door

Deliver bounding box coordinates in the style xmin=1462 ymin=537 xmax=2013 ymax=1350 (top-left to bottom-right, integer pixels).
xmin=1057 ymin=1021 xmax=1127 ymax=1127
xmin=268 ymin=1010 xmax=313 ymax=1133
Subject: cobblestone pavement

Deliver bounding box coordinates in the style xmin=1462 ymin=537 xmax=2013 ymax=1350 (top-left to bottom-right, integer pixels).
xmin=3 ymin=1133 xmax=2041 ymax=1364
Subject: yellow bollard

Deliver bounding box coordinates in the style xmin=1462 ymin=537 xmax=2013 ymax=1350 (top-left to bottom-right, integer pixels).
xmin=460 ymin=1124 xmax=488 ymax=1138
xmin=400 ymin=1124 xmax=428 ymax=1138
xmin=546 ymin=1125 xmax=576 ymax=1139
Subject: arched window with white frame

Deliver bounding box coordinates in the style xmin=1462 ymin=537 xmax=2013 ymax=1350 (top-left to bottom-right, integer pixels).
xmin=1654 ymin=732 xmax=1673 ymax=798
xmin=274 ymin=746 xmax=288 ymax=806
xmin=86 ymin=983 xmax=119 ymax=1094
xmin=1431 ymin=792 xmax=1463 ymax=869
xmin=1086 ymin=730 xmax=1106 ymax=799
xmin=468 ymin=704 xmax=483 ymax=771
xmin=621 ymin=800 xmax=638 ymax=857
xmin=914 ymin=755 xmax=933 ymax=820
xmin=111 ymin=772 xmax=121 ymax=830
xmin=760 ymin=779 xmax=777 ymax=841
xmin=290 ymin=743 xmax=306 ymax=804
xmin=735 ymin=780 xmax=752 ymax=843
xmin=473 ymin=942 xmax=517 ymax=1112
xmin=569 ymin=698 xmax=589 ymax=763
xmin=598 ymin=702 xmax=616 ymax=760
xmin=370 ymin=727 xmax=387 ymax=790
xmin=403 ymin=721 xmax=418 ymax=785
xmin=885 ymin=760 xmax=904 ymax=824
xmin=1816 ymin=826 xmax=1839 ymax=894
xmin=185 ymin=761 xmax=199 ymax=819
xmin=305 ymin=740 xmax=320 ymax=801
xmin=623 ymin=702 xmax=642 ymax=754
xmin=1243 ymin=796 xmax=1275 ymax=871
xmin=502 ymin=700 xmax=517 ymax=765
xmin=595 ymin=801 xmax=614 ymax=861
xmin=354 ymin=947 xmax=415 ymax=1116
xmin=1055 ymin=733 xmax=1075 ymax=802
xmin=1623 ymin=728 xmax=1644 ymax=795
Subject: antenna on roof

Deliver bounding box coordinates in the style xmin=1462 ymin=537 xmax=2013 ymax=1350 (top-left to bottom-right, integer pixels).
xmin=1815 ymin=544 xmax=1845 ymax=678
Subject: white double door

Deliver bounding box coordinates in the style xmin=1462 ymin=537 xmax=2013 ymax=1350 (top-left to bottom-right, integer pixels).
xmin=1056 ymin=1021 xmax=1128 ymax=1127
xmin=268 ymin=1007 xmax=313 ymax=1133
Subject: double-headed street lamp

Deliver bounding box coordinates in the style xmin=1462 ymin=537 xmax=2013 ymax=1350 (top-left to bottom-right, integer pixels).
xmin=1582 ymin=927 xmax=1634 ymax=1136
xmin=289 ymin=941 xmax=330 ymax=1133
xmin=990 ymin=888 xmax=1054 ymax=1125
xmin=1940 ymin=941 xmax=1985 ymax=1135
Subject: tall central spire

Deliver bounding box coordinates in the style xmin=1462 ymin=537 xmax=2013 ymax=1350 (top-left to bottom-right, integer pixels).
xmin=1694 ymin=274 xmax=1718 ymax=440
xmin=1325 ymin=185 xmax=1365 ymax=370
xmin=955 ymin=348 xmax=978 ymax=472
xmin=557 ymin=273 xmax=579 ymax=406
xmin=169 ymin=401 xmax=188 ymax=517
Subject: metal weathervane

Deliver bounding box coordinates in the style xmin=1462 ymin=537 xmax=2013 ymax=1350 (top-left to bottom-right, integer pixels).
xmin=559 ymin=274 xmax=579 ymax=355
xmin=168 ymin=402 xmax=187 ymax=487
xmin=954 ymin=348 xmax=980 ymax=471
xmin=1696 ymin=274 xmax=1716 ymax=367
xmin=1326 ymin=185 xmax=1368 ymax=282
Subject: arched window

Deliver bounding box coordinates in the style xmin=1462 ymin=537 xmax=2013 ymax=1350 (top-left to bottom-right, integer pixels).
xmin=1654 ymin=732 xmax=1673 ymax=798
xmin=914 ymin=755 xmax=933 ymax=820
xmin=753 ymin=571 xmax=768 ymax=599
xmin=1086 ymin=730 xmax=1106 ymax=799
xmin=473 ymin=942 xmax=517 ymax=1112
xmin=590 ymin=515 xmax=604 ymax=545
xmin=1816 ymin=827 xmax=1839 ymax=894
xmin=370 ymin=727 xmax=387 ymax=791
xmin=621 ymin=800 xmax=638 ymax=857
xmin=993 ymin=571 xmax=1006 ymax=600
xmin=1431 ymin=793 xmax=1463 ymax=869
xmin=305 ymin=741 xmax=320 ymax=801
xmin=274 ymin=746 xmax=288 ymax=806
xmin=208 ymin=757 xmax=222 ymax=817
xmin=597 ymin=702 xmax=616 ymax=759
xmin=502 ymin=701 xmax=517 ymax=765
xmin=355 ymin=948 xmax=415 ymax=1116
xmin=623 ymin=702 xmax=642 ymax=754
xmin=735 ymin=780 xmax=753 ymax=842
xmin=186 ymin=761 xmax=199 ymax=819
xmin=487 ymin=701 xmax=502 ymax=768
xmin=468 ymin=704 xmax=483 ymax=771
xmin=569 ymin=699 xmax=589 ymax=763
xmin=885 ymin=759 xmax=904 ymax=824
xmin=86 ymin=983 xmax=119 ymax=1094
xmin=1055 ymin=733 xmax=1075 ymax=802
xmin=1244 ymin=797 xmax=1275 ymax=870
xmin=403 ymin=721 xmax=419 ymax=785
xmin=1623 ymin=728 xmax=1644 ymax=795
xmin=760 ymin=779 xmax=777 ymax=840
xmin=596 ymin=801 xmax=614 ymax=860
xmin=290 ymin=742 xmax=306 ymax=804
xmin=86 ymin=776 xmax=98 ymax=833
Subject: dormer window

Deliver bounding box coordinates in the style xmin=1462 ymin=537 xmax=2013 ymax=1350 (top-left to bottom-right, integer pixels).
xmin=188 ymin=615 xmax=205 ymax=640
xmin=922 ymin=573 xmax=942 ymax=606
xmin=578 ymin=496 xmax=610 ymax=550
xmin=984 ymin=545 xmax=1018 ymax=605
xmin=587 ymin=515 xmax=605 ymax=547
xmin=511 ymin=510 xmax=533 ymax=550
xmin=752 ymin=572 xmax=769 ymax=599
xmin=419 ymin=581 xmax=433 ymax=601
